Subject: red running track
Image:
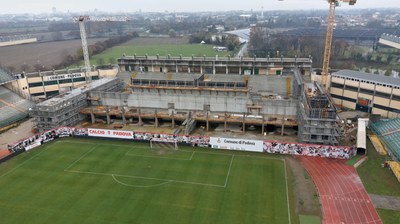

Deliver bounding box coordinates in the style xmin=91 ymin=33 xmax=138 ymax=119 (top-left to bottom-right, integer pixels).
xmin=299 ymin=156 xmax=382 ymax=224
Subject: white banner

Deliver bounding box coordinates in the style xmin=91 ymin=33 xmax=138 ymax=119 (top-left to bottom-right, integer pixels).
xmin=210 ymin=137 xmax=263 ymax=152
xmin=88 ymin=128 xmax=134 ymax=139
xmin=25 ymin=141 xmax=41 ymax=151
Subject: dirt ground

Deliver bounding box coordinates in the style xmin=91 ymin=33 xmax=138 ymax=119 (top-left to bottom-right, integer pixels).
xmin=0 ymin=118 xmax=34 ymax=149
xmin=0 ymin=38 xmax=106 ymax=71
xmin=286 ymin=156 xmax=322 ymax=217
xmin=369 ymin=194 xmax=400 ymax=211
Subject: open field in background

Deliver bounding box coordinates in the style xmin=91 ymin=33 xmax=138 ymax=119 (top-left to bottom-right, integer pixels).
xmin=0 ymin=138 xmax=290 ymax=224
xmin=0 ymin=38 xmax=106 ymax=71
xmin=85 ymin=37 xmax=234 ymax=67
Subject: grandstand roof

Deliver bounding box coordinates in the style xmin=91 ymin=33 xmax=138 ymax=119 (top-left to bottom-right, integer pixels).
xmin=333 ymin=70 xmax=400 ymax=88
xmin=38 ymin=78 xmax=117 ymax=107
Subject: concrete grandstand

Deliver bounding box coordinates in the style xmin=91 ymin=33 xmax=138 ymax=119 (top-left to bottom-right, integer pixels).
xmin=0 ymin=67 xmax=34 ymax=130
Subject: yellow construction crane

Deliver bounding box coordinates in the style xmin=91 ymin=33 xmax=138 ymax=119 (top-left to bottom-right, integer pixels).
xmin=321 ymin=0 xmax=356 ymax=87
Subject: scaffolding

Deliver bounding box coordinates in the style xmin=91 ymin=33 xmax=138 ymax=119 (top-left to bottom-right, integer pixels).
xmin=298 ymin=81 xmax=341 ymax=145
xmin=31 ymin=78 xmax=122 ymax=132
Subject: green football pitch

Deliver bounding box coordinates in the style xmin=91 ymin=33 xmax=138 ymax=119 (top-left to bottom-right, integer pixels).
xmin=0 ymin=138 xmax=291 ymax=224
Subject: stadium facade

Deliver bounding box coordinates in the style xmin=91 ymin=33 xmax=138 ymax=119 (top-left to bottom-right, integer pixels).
xmin=329 ymin=70 xmax=400 ymax=118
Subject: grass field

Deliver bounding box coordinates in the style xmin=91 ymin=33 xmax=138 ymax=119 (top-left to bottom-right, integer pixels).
xmin=358 ymin=138 xmax=400 ymax=223
xmin=85 ymin=38 xmax=233 ymax=66
xmin=0 ymin=138 xmax=290 ymax=224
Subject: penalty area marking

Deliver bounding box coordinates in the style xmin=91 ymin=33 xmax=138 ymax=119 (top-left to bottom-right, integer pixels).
xmin=111 ymin=174 xmax=172 ymax=188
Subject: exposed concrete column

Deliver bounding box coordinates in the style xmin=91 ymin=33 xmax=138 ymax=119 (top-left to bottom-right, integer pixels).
xmin=242 ymin=112 xmax=246 ymax=133
xmin=138 ymin=108 xmax=143 ymax=126
xmin=224 ymin=112 xmax=227 ymax=132
xmin=239 ymin=66 xmax=242 ymax=75
xmin=176 ymin=63 xmax=178 ymax=73
xmin=213 ymin=61 xmax=216 ymax=74
xmin=171 ymin=110 xmax=175 ymax=128
xmin=206 ymin=111 xmax=209 ymax=132
xmin=121 ymin=107 xmax=126 ymax=125
xmin=154 ymin=109 xmax=159 ymax=127
xmin=261 ymin=114 xmax=265 ymax=135
xmin=226 ymin=65 xmax=229 ymax=74
xmin=188 ymin=66 xmax=191 ymax=73
xmin=106 ymin=107 xmax=111 ymax=125
xmin=90 ymin=113 xmax=95 ymax=124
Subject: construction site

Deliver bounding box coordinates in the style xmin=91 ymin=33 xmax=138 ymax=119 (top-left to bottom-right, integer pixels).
xmin=28 ymin=54 xmax=342 ymax=145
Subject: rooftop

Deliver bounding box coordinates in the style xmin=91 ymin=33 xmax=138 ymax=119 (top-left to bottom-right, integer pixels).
xmin=333 ymin=70 xmax=400 ymax=88
xmin=38 ymin=78 xmax=117 ymax=107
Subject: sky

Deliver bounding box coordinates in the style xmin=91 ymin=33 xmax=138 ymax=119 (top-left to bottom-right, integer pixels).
xmin=1 ymin=0 xmax=400 ymax=14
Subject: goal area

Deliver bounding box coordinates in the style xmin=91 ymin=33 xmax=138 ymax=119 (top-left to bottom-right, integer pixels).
xmin=150 ymin=139 xmax=178 ymax=151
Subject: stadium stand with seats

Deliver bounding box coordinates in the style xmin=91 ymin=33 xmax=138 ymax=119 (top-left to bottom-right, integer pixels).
xmin=0 ymin=85 xmax=34 ymax=129
xmin=0 ymin=67 xmax=15 ymax=85
xmin=387 ymin=161 xmax=400 ymax=183
xmin=368 ymin=134 xmax=388 ymax=155
xmin=371 ymin=118 xmax=400 ymax=161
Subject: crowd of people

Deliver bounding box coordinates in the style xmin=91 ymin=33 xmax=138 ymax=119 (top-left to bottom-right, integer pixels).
xmin=7 ymin=127 xmax=355 ymax=160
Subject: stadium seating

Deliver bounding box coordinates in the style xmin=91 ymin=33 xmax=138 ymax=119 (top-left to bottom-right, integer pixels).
xmin=371 ymin=118 xmax=400 ymax=161
xmin=0 ymin=67 xmax=15 ymax=85
xmin=0 ymin=86 xmax=34 ymax=129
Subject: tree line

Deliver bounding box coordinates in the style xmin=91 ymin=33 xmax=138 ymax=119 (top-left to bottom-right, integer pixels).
xmin=55 ymin=32 xmax=138 ymax=69
xmin=189 ymin=32 xmax=241 ymax=51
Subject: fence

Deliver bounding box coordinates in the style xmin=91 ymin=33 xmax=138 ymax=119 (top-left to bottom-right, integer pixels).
xmin=3 ymin=127 xmax=356 ymax=163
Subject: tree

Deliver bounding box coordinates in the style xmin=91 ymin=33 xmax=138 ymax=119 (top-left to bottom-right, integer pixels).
xmin=168 ymin=29 xmax=176 ymax=37
xmin=384 ymin=69 xmax=392 ymax=76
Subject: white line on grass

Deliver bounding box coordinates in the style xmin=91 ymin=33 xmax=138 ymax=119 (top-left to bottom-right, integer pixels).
xmin=65 ymin=169 xmax=226 ymax=188
xmin=111 ymin=174 xmax=172 ymax=188
xmin=0 ymin=146 xmax=52 ymax=178
xmin=223 ymin=155 xmax=235 ymax=188
xmin=283 ymin=159 xmax=292 ymax=224
xmin=64 ymin=145 xmax=98 ymax=171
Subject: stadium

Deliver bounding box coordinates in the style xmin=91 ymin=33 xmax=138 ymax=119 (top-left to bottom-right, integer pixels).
xmin=1 ymin=12 xmax=400 ymax=223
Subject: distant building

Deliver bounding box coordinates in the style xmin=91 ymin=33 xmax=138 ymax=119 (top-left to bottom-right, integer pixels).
xmin=329 ymin=70 xmax=400 ymax=118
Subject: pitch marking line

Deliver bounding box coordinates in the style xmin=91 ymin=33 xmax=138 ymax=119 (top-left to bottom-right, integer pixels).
xmin=64 ymin=145 xmax=98 ymax=171
xmin=283 ymin=159 xmax=292 ymax=224
xmin=223 ymin=155 xmax=234 ymax=187
xmin=64 ymin=169 xmax=226 ymax=188
xmin=111 ymin=174 xmax=172 ymax=188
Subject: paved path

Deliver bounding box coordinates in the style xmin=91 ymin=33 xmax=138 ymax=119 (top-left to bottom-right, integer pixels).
xmin=300 ymin=156 xmax=382 ymax=224
xmin=0 ymin=118 xmax=34 ymax=150
xmin=369 ymin=194 xmax=400 ymax=211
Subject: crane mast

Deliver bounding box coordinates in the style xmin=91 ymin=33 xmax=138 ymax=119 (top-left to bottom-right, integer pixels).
xmin=73 ymin=16 xmax=129 ymax=81
xmin=321 ymin=0 xmax=356 ymax=87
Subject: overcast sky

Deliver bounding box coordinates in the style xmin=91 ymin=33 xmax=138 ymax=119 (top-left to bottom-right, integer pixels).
xmin=1 ymin=0 xmax=399 ymax=14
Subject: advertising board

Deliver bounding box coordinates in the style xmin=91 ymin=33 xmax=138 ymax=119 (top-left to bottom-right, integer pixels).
xmin=88 ymin=128 xmax=133 ymax=139
xmin=209 ymin=137 xmax=263 ymax=152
